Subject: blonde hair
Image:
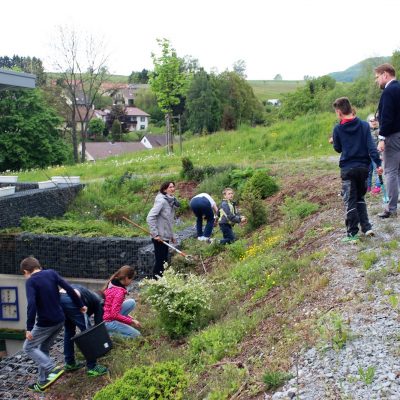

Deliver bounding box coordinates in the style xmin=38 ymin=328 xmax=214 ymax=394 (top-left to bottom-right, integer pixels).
xmin=222 ymin=187 xmax=234 ymax=196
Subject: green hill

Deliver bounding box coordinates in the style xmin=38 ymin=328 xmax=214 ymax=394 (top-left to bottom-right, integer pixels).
xmin=248 ymin=80 xmax=305 ymax=101
xmin=328 ymin=56 xmax=391 ymax=82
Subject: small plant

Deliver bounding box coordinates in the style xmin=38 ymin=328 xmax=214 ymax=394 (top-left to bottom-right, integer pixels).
xmin=317 ymin=311 xmax=351 ymax=351
xmin=141 ymin=268 xmax=213 ymax=338
xmin=358 ymin=365 xmax=376 ymax=385
xmin=241 ymin=169 xmax=279 ymax=199
xmin=388 ymin=294 xmax=399 ymax=311
xmin=263 ymin=370 xmax=293 ymax=391
xmin=280 ymin=195 xmax=319 ymax=225
xmin=226 ymin=239 xmax=247 ymax=261
xmin=358 ymin=251 xmax=378 ymax=270
xmin=93 ymin=361 xmax=188 ymax=400
xmin=241 ymin=190 xmax=268 ymax=231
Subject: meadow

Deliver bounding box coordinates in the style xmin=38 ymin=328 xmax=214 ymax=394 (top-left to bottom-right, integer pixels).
xmin=248 ymin=79 xmax=305 ymax=101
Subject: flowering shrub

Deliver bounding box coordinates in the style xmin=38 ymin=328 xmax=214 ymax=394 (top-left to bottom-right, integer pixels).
xmin=240 ymin=234 xmax=282 ymax=261
xmin=141 ymin=268 xmax=213 ymax=338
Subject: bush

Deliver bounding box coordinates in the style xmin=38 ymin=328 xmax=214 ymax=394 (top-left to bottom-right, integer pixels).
xmin=93 ymin=361 xmax=188 ymax=400
xmin=197 ymin=170 xmax=232 ymax=197
xmin=263 ymin=370 xmax=292 ymax=391
xmin=241 ymin=170 xmax=279 ymax=199
xmin=240 ymin=190 xmax=268 ymax=232
xmin=141 ymin=268 xmax=213 ymax=338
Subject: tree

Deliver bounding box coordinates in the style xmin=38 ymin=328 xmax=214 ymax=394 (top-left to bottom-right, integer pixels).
xmin=88 ymin=118 xmax=105 ymax=139
xmin=135 ymin=88 xmax=164 ymax=125
xmin=149 ymin=38 xmax=188 ymax=153
xmin=52 ymin=26 xmax=110 ymax=162
xmin=274 ymin=74 xmax=282 ymax=80
xmin=185 ymin=69 xmax=221 ymax=133
xmin=0 ymin=89 xmax=70 ymax=171
xmin=233 ymin=59 xmax=247 ymax=78
xmin=128 ymin=69 xmax=150 ymax=84
xmin=111 ymin=119 xmax=122 ymax=142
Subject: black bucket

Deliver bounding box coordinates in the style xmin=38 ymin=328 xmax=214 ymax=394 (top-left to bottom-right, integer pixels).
xmin=71 ymin=322 xmax=113 ymax=360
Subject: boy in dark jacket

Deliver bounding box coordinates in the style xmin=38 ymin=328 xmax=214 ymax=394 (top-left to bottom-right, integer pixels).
xmin=21 ymin=256 xmax=85 ymax=393
xmin=332 ymin=97 xmax=383 ymax=242
xmin=218 ymin=188 xmax=246 ymax=244
xmin=60 ymin=284 xmax=108 ymax=377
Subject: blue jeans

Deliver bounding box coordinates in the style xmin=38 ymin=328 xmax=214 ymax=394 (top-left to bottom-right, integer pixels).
xmin=23 ymin=322 xmax=64 ymax=384
xmin=367 ymin=161 xmax=381 ymax=188
xmin=104 ymin=299 xmax=141 ymax=338
xmin=60 ymin=293 xmax=96 ymax=369
xmin=190 ymin=197 xmax=215 ymax=238
xmin=219 ymin=223 xmax=235 ymax=244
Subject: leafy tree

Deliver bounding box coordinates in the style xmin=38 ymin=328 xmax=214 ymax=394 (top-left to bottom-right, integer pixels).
xmin=111 ymin=119 xmax=122 ymax=142
xmin=274 ymin=74 xmax=282 ymax=80
xmin=185 ymin=69 xmax=221 ymax=133
xmin=233 ymin=59 xmax=247 ymax=78
xmin=128 ymin=69 xmax=150 ymax=84
xmin=135 ymin=88 xmax=164 ymax=124
xmin=149 ymin=38 xmax=188 ymax=153
xmin=0 ymin=89 xmax=70 ymax=171
xmin=88 ymin=118 xmax=105 ymax=139
xmin=391 ymin=50 xmax=400 ymax=76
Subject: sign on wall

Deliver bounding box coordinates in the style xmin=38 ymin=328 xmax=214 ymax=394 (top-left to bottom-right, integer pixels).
xmin=0 ymin=287 xmax=19 ymax=321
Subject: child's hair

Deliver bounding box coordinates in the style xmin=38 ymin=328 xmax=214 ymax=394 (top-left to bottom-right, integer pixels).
xmin=20 ymin=256 xmax=41 ymax=274
xmin=160 ymin=181 xmax=175 ymax=194
xmin=333 ymin=97 xmax=352 ymax=115
xmin=103 ymin=265 xmax=136 ymax=290
xmin=222 ymin=187 xmax=234 ymax=196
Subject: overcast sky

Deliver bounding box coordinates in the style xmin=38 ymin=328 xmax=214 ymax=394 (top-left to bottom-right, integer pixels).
xmin=2 ymin=0 xmax=400 ymax=80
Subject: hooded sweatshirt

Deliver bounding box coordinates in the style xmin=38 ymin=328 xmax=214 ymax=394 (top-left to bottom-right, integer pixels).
xmin=333 ymin=117 xmax=382 ymax=169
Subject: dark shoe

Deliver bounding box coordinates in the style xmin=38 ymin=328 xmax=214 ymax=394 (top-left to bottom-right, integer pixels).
xmin=87 ymin=364 xmax=109 ymax=377
xmin=65 ymin=361 xmax=85 ymax=372
xmin=378 ymin=210 xmax=397 ymax=219
xmin=28 ymin=382 xmax=46 ymax=393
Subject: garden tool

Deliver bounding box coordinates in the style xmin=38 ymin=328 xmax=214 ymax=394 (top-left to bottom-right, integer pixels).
xmin=122 ymin=216 xmax=193 ymax=261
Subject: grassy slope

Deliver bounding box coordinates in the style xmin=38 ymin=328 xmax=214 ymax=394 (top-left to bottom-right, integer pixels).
xmin=248 ymin=80 xmax=305 ymax=101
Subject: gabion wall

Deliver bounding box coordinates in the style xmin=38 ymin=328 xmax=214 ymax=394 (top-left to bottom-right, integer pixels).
xmin=0 ymin=185 xmax=82 ymax=229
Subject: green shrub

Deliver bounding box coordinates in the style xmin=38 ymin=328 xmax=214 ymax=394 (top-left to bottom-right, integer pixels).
xmin=226 ymin=239 xmax=247 ymax=261
xmin=141 ymin=269 xmax=213 ymax=338
xmin=241 ymin=170 xmax=279 ymax=199
xmin=240 ymin=190 xmax=268 ymax=231
xmin=93 ymin=361 xmax=188 ymax=400
xmin=197 ymin=170 xmax=232 ymax=197
xmin=280 ymin=195 xmax=319 ymax=221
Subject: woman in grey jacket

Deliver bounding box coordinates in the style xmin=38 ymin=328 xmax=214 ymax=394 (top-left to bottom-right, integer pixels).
xmin=146 ymin=181 xmax=180 ymax=278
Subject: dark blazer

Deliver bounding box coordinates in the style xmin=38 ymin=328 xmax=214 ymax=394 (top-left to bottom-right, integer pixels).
xmin=377 ymin=80 xmax=400 ymax=137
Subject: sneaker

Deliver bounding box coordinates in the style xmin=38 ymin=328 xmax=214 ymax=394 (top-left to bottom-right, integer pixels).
xmin=28 ymin=382 xmax=46 ymax=393
xmin=41 ymin=367 xmax=64 ymax=389
xmin=341 ymin=234 xmax=360 ymax=243
xmin=197 ymin=236 xmax=206 ymax=241
xmin=371 ymin=187 xmax=381 ymax=194
xmin=65 ymin=361 xmax=85 ymax=372
xmin=378 ymin=210 xmax=397 ymax=219
xmin=365 ymin=230 xmax=375 ymax=237
xmin=206 ymin=237 xmax=215 ymax=244
xmin=87 ymin=364 xmax=109 ymax=377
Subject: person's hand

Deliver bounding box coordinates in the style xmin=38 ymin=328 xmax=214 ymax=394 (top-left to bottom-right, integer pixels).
xmin=131 ymin=319 xmax=141 ymax=328
xmin=154 ymin=235 xmax=163 ymax=242
xmin=328 ymin=137 xmax=334 ymax=144
xmin=378 ymin=140 xmax=385 ymax=152
xmin=26 ymin=331 xmax=33 ymax=340
xmin=240 ymin=216 xmax=247 ymax=225
xmin=80 ymin=306 xmax=88 ymax=314
xmin=171 ymin=237 xmax=177 ymax=244
xmin=377 ymin=166 xmax=384 ymax=176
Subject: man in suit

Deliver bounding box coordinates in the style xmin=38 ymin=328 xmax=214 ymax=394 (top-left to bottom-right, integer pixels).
xmin=375 ymin=63 xmax=400 ymax=218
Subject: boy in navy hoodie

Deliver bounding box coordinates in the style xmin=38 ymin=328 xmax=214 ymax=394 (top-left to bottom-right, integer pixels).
xmin=332 ymin=97 xmax=383 ymax=242
xmin=21 ymin=256 xmax=85 ymax=393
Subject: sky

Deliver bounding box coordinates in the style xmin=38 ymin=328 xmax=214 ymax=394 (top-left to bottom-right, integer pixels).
xmin=2 ymin=0 xmax=400 ymax=80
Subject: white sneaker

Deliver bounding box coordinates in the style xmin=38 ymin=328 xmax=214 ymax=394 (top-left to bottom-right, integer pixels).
xmin=197 ymin=236 xmax=206 ymax=241
xmin=365 ymin=230 xmax=375 ymax=237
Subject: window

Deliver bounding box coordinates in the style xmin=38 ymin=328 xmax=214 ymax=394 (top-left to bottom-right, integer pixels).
xmin=140 ymin=125 xmax=145 ymax=130
xmin=140 ymin=116 xmax=145 ymax=122
xmin=0 ymin=287 xmax=19 ymax=321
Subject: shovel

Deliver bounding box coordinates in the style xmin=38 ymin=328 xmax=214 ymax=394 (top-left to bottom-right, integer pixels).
xmin=122 ymin=216 xmax=193 ymax=261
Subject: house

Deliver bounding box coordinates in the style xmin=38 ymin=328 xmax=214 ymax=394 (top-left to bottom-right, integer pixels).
xmin=141 ymin=134 xmax=167 ymax=149
xmin=109 ymin=83 xmax=149 ymax=106
xmin=79 ymin=142 xmax=146 ymax=161
xmin=0 ymin=68 xmax=36 ymax=90
xmin=124 ymin=106 xmax=150 ymax=131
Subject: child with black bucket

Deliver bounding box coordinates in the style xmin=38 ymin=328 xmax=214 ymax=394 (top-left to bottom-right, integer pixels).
xmin=21 ymin=256 xmax=85 ymax=393
xmin=60 ymin=284 xmax=108 ymax=377
xmin=102 ymin=265 xmax=141 ymax=338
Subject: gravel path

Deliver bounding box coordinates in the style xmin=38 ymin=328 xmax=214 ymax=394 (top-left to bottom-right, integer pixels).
xmin=267 ymin=198 xmax=400 ymax=400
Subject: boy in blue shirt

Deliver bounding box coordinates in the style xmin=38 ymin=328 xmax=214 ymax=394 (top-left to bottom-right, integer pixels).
xmin=332 ymin=97 xmax=383 ymax=241
xmin=21 ymin=256 xmax=85 ymax=393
